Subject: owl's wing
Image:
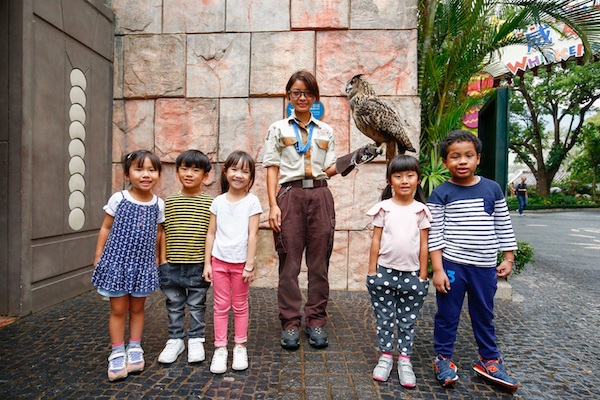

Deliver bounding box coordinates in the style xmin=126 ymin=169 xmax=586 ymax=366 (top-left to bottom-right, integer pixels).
xmin=354 ymin=96 xmax=415 ymax=152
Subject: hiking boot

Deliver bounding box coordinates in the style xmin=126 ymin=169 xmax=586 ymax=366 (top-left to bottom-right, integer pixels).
xmin=210 ymin=347 xmax=228 ymax=374
xmin=187 ymin=338 xmax=205 ymax=363
xmin=473 ymin=357 xmax=519 ymax=392
xmin=107 ymin=351 xmax=128 ymax=381
xmin=372 ymin=354 xmax=393 ymax=382
xmin=304 ymin=326 xmax=328 ymax=349
xmin=232 ymin=344 xmax=248 ymax=371
xmin=158 ymin=338 xmax=185 ymax=364
xmin=125 ymin=346 xmax=145 ymax=373
xmin=280 ymin=329 xmax=300 ymax=350
xmin=398 ymin=357 xmax=416 ymax=388
xmin=433 ymin=354 xmax=458 ymax=387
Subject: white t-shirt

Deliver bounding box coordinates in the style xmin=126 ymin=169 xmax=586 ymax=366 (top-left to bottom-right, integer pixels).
xmin=209 ymin=192 xmax=263 ymax=263
xmin=366 ymin=199 xmax=432 ymax=272
xmin=104 ymin=190 xmax=165 ymax=223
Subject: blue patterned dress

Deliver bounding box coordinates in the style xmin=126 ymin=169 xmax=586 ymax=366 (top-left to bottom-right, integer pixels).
xmin=92 ymin=192 xmax=161 ymax=294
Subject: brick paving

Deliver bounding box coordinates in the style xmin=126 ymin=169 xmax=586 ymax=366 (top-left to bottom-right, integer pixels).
xmin=1 ymin=256 xmax=598 ymax=399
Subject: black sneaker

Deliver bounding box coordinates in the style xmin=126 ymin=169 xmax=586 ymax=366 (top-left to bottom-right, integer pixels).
xmin=304 ymin=326 xmax=328 ymax=349
xmin=280 ymin=329 xmax=300 ymax=350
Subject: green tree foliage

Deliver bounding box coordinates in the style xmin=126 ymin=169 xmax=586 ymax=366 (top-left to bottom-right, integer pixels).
xmin=509 ymin=61 xmax=600 ymax=195
xmin=568 ymin=122 xmax=600 ymax=199
xmin=418 ymin=0 xmax=600 ymax=195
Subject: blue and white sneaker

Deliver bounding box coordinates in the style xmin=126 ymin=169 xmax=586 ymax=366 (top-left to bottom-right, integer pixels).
xmin=433 ymin=354 xmax=458 ymax=387
xmin=473 ymin=357 xmax=518 ymax=392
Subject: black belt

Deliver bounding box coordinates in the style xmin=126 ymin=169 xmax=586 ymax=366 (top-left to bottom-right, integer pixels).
xmin=286 ymin=179 xmax=327 ymax=189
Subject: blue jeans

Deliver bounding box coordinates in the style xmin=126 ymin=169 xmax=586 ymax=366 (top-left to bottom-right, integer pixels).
xmin=159 ymin=262 xmax=210 ymax=339
xmin=517 ymin=195 xmax=527 ymax=214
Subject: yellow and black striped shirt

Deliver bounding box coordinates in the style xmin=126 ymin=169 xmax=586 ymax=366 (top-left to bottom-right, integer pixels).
xmin=164 ymin=192 xmax=213 ymax=263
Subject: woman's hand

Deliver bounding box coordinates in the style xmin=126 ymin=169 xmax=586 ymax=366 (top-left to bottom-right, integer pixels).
xmin=269 ymin=204 xmax=282 ymax=233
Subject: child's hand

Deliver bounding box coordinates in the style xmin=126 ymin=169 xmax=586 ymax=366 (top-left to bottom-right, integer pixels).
xmin=242 ymin=268 xmax=254 ymax=283
xmin=496 ymin=259 xmax=513 ymax=278
xmin=203 ymin=265 xmax=213 ymax=282
xmin=433 ymin=270 xmax=451 ymax=293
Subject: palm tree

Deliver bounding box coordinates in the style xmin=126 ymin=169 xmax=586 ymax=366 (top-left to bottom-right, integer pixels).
xmin=418 ymin=0 xmax=600 ymax=180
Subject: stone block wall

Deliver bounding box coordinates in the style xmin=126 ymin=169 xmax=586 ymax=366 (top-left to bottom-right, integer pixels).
xmin=111 ymin=0 xmax=420 ymax=290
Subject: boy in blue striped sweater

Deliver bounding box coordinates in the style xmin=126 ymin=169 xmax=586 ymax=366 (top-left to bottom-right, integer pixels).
xmin=427 ymin=130 xmax=519 ymax=392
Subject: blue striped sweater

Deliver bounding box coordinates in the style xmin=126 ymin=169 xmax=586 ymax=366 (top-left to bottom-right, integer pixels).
xmin=427 ymin=177 xmax=517 ymax=267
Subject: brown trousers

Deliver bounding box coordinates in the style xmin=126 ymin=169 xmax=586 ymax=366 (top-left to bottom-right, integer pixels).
xmin=274 ymin=185 xmax=335 ymax=330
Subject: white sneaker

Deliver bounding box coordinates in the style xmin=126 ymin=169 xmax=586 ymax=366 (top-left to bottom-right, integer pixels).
xmin=158 ymin=338 xmax=184 ymax=364
xmin=398 ymin=357 xmax=416 ymax=388
xmin=372 ymin=354 xmax=393 ymax=381
xmin=231 ymin=344 xmax=248 ymax=371
xmin=210 ymin=347 xmax=228 ymax=374
xmin=188 ymin=338 xmax=206 ymax=363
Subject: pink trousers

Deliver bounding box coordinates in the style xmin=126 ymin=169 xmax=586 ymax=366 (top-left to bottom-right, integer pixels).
xmin=211 ymin=256 xmax=250 ymax=348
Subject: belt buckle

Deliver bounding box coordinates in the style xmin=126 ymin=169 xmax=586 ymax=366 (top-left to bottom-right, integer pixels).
xmin=302 ymin=179 xmax=314 ymax=189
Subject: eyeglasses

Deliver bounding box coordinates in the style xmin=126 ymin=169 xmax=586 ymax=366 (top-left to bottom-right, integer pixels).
xmin=288 ymin=90 xmax=315 ymax=99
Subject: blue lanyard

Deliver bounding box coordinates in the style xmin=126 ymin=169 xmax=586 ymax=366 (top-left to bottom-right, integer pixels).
xmin=292 ymin=120 xmax=313 ymax=154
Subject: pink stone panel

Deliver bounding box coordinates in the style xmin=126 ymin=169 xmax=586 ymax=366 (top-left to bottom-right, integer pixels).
xmin=226 ymin=0 xmax=290 ymax=32
xmin=112 ymin=0 xmax=162 ymax=34
xmin=316 ymin=30 xmax=418 ymax=97
xmin=319 ymin=97 xmax=351 ymax=156
xmin=163 ymin=0 xmax=225 ymax=33
xmin=329 ymin=162 xmax=387 ymax=231
xmin=112 ymin=100 xmax=156 ymax=163
xmin=250 ymin=32 xmax=315 ymax=96
xmin=123 ymin=35 xmax=185 ymax=98
xmin=253 ymin=229 xmax=279 ymax=288
xmin=219 ymin=98 xmax=282 ymax=162
xmin=350 ymin=0 xmax=417 ymax=29
xmin=187 ymin=33 xmax=251 ymax=98
xmin=329 ymin=231 xmax=349 ymax=290
xmin=347 ymin=230 xmax=373 ymax=291
xmin=154 ymin=98 xmax=219 ymax=163
xmin=291 ymin=0 xmax=349 ymax=29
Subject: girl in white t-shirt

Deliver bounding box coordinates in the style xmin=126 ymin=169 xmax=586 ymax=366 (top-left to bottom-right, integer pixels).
xmin=366 ymin=155 xmax=432 ymax=387
xmin=203 ymin=150 xmax=263 ymax=374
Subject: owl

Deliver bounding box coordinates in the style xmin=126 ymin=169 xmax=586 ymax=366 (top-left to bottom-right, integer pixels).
xmin=344 ymin=74 xmax=415 ymax=161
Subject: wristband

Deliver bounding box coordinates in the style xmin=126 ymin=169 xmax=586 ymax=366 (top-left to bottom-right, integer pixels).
xmin=243 ymin=267 xmax=254 ymax=272
xmin=504 ymin=259 xmax=514 ymax=264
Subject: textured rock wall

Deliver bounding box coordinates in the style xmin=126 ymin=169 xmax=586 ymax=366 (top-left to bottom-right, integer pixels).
xmin=111 ymin=0 xmax=420 ymax=290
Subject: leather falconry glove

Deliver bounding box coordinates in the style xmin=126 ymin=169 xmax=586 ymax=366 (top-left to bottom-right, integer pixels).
xmin=335 ymin=144 xmax=380 ymax=177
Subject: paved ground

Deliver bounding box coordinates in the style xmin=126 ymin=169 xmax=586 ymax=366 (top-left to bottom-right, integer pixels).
xmin=1 ymin=210 xmax=599 ymax=399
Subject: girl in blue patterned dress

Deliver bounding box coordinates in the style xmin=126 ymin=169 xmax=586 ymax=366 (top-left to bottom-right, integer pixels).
xmin=92 ymin=150 xmax=165 ymax=381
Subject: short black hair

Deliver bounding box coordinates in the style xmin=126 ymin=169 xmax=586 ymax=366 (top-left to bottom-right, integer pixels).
xmin=440 ymin=130 xmax=482 ymax=159
xmin=175 ymin=150 xmax=212 ymax=173
xmin=123 ymin=150 xmax=162 ymax=176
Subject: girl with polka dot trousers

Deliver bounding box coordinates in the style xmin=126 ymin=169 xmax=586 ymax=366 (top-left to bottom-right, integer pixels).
xmin=366 ymin=155 xmax=432 ymax=387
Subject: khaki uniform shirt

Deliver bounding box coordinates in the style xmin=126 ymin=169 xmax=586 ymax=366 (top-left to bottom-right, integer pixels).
xmin=263 ymin=112 xmax=336 ymax=184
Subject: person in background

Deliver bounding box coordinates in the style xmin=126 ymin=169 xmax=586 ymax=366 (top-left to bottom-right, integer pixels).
xmin=516 ymin=175 xmax=528 ymax=216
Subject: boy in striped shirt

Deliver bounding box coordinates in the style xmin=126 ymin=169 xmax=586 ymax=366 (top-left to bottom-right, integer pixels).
xmin=158 ymin=150 xmax=213 ymax=364
xmin=427 ymin=130 xmax=519 ymax=392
